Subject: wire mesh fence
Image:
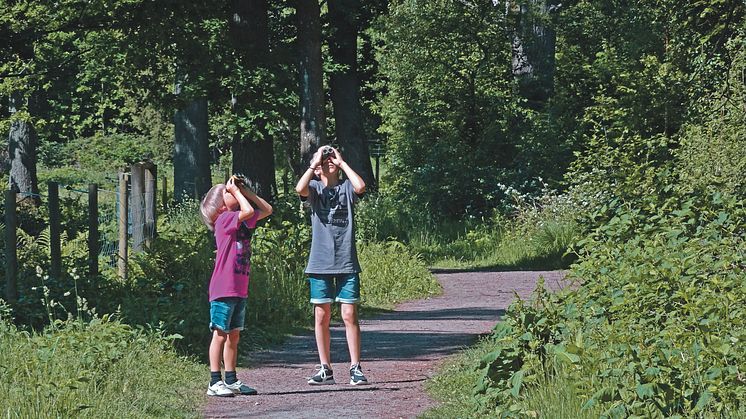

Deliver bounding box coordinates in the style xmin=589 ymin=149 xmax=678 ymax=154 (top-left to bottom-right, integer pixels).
xmin=4 ymin=166 xmax=160 ymax=301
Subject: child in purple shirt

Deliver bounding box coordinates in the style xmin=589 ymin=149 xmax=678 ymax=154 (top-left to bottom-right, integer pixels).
xmin=200 ymin=176 xmax=272 ymax=397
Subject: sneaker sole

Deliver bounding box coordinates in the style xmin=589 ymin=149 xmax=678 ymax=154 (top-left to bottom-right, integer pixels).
xmin=307 ymin=379 xmax=336 ymax=385
xmin=206 ymin=390 xmax=235 ymax=397
xmin=233 ymin=389 xmax=258 ymax=395
xmin=350 ymin=379 xmax=370 ymax=385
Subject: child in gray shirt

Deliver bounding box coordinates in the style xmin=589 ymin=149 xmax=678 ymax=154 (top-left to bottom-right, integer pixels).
xmin=295 ymin=146 xmax=369 ymax=386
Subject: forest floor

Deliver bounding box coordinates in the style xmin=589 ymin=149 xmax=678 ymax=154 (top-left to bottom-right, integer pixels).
xmin=202 ymin=270 xmax=568 ymax=418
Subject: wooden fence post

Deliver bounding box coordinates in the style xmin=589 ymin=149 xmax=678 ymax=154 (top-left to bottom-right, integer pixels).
xmin=131 ymin=164 xmax=145 ymax=252
xmin=4 ymin=190 xmax=17 ymax=302
xmin=144 ymin=163 xmax=157 ymax=247
xmin=48 ymin=181 xmax=61 ymax=280
xmin=162 ymin=176 xmax=168 ymax=209
xmin=88 ymin=183 xmax=99 ymax=277
xmin=118 ymin=172 xmax=129 ymax=281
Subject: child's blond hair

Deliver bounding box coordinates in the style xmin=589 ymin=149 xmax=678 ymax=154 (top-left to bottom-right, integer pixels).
xmin=200 ymin=184 xmax=226 ymax=231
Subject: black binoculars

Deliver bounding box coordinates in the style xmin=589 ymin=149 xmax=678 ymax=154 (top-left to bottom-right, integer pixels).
xmin=321 ymin=146 xmax=335 ymax=160
xmin=232 ymin=174 xmax=248 ymax=186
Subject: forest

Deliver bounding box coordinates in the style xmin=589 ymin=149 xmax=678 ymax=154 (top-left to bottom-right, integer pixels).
xmin=1 ymin=0 xmax=744 ymax=417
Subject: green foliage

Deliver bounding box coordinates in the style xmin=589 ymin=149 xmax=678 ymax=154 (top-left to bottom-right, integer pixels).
xmin=0 ymin=311 xmax=203 ymax=418
xmin=375 ymin=0 xmax=527 ymax=218
xmin=676 ymin=35 xmax=746 ymax=198
xmin=358 ymin=241 xmax=440 ymax=310
xmin=472 ymin=192 xmax=746 ymax=417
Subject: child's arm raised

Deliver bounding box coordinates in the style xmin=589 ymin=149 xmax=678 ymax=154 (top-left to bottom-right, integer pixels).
xmin=295 ymin=149 xmax=323 ymax=197
xmin=332 ymin=148 xmax=366 ymax=195
xmin=239 ymin=184 xmax=273 ymax=221
xmin=227 ymin=177 xmax=255 ymax=222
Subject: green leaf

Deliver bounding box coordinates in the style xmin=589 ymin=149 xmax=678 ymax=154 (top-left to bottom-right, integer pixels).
xmin=692 ymin=390 xmax=712 ymax=413
xmin=635 ymin=382 xmax=655 ymax=399
xmin=510 ymin=370 xmax=524 ymax=398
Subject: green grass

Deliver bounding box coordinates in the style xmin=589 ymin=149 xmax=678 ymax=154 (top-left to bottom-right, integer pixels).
xmin=0 ymin=316 xmax=204 ymax=418
xmin=422 ymin=337 xmax=496 ymax=418
xmin=415 ymin=219 xmax=579 ymax=271
xmin=359 ymin=241 xmax=441 ymax=310
xmin=423 ymin=337 xmax=603 ymax=418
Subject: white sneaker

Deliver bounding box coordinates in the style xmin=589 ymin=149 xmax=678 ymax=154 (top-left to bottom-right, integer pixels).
xmin=206 ymin=380 xmax=235 ymax=397
xmin=307 ymin=364 xmax=335 ymax=385
xmin=225 ymin=379 xmax=258 ymax=395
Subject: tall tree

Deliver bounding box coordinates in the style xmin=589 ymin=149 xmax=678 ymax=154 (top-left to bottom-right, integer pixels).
xmin=8 ymin=92 xmax=41 ymax=205
xmin=228 ymin=0 xmax=276 ymax=201
xmin=173 ymin=92 xmax=212 ymax=202
xmin=296 ymin=0 xmax=326 ymax=167
xmin=509 ymin=0 xmax=560 ymax=108
xmin=166 ymin=4 xmax=221 ymax=202
xmin=327 ymin=0 xmax=376 ymax=189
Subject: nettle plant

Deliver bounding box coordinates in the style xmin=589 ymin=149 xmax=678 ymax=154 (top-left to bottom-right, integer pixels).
xmin=474 ymin=192 xmax=746 ymax=417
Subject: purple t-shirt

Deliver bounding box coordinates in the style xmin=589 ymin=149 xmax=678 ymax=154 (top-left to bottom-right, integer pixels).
xmin=208 ymin=210 xmax=260 ymax=301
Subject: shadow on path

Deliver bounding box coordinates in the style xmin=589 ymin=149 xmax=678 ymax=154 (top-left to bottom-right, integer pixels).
xmin=204 ymin=270 xmax=566 ymax=419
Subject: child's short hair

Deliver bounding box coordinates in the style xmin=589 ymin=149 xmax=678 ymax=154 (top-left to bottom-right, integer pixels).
xmin=200 ymin=184 xmax=226 ymax=231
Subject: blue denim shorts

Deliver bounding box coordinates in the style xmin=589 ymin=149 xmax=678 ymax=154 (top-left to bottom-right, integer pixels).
xmin=209 ymin=297 xmax=247 ymax=332
xmin=308 ymin=274 xmax=360 ymax=304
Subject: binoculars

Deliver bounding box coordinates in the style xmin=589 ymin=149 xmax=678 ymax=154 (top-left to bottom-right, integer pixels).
xmin=231 ymin=174 xmax=248 ymax=186
xmin=321 ymin=146 xmax=335 ymax=160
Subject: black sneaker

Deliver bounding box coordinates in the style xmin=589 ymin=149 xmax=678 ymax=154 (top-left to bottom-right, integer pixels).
xmin=225 ymin=379 xmax=258 ymax=395
xmin=349 ymin=363 xmax=369 ymax=385
xmin=307 ymin=364 xmax=335 ymax=385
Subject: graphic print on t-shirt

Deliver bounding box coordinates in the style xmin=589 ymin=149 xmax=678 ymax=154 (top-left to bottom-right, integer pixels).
xmin=234 ymin=222 xmax=253 ymax=275
xmin=318 ymin=186 xmax=349 ymax=227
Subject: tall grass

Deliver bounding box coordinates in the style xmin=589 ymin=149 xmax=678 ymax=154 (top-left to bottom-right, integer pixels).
xmin=0 ymin=312 xmax=204 ymax=418
xmin=356 ymin=186 xmax=581 ymax=271
xmin=423 ymin=337 xmax=500 ymax=419
xmin=358 ymin=241 xmax=440 ymax=310
xmin=423 ymin=330 xmax=603 ymax=418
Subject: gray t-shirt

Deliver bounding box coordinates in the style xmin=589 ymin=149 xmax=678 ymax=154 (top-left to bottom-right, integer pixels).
xmin=305 ymin=178 xmax=361 ymax=274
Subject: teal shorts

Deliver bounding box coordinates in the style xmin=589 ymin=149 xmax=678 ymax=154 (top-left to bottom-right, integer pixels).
xmin=209 ymin=297 xmax=246 ymax=332
xmin=308 ymin=274 xmax=360 ymax=304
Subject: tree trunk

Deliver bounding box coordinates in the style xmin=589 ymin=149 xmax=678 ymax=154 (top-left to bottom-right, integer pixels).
xmin=327 ymin=0 xmax=376 ymax=190
xmin=510 ymin=0 xmax=559 ymax=107
xmin=296 ymin=0 xmax=326 ymax=167
xmin=173 ymin=96 xmax=211 ymax=202
xmin=228 ymin=0 xmax=276 ymax=201
xmin=8 ymin=91 xmax=41 ymax=206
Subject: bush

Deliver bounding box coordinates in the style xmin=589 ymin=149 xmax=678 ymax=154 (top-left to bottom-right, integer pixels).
xmin=473 ymin=193 xmax=746 ymax=417
xmin=676 ymin=36 xmax=746 ymax=198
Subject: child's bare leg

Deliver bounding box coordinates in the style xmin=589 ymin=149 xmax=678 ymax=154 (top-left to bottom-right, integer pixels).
xmin=341 ymin=303 xmax=360 ymax=365
xmin=209 ymin=329 xmax=228 ymax=372
xmin=314 ymin=303 xmax=332 ymax=365
xmin=223 ymin=330 xmax=241 ymax=371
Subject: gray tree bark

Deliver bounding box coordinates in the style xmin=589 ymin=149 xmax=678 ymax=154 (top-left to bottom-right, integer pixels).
xmin=328 ymin=0 xmax=376 ymax=190
xmin=510 ymin=0 xmax=559 ymax=107
xmin=229 ymin=0 xmax=276 ymax=201
xmin=297 ymin=0 xmax=326 ymax=167
xmin=8 ymin=92 xmax=41 ymax=205
xmin=173 ymin=95 xmax=211 ymax=202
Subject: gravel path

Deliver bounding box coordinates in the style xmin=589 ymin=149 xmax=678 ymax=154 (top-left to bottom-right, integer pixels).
xmin=203 ymin=270 xmax=567 ymax=418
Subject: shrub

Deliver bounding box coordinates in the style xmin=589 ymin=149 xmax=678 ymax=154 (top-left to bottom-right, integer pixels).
xmin=473 ymin=193 xmax=746 ymax=417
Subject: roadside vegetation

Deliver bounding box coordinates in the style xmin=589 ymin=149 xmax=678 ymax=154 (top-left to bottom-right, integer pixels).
xmin=414 ymin=2 xmax=746 ymax=417
xmin=2 ymin=0 xmax=744 ymax=417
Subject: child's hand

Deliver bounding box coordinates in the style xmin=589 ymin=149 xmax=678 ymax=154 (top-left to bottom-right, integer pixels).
xmin=226 ymin=177 xmax=240 ymax=194
xmin=331 ymin=147 xmax=344 ymax=166
xmin=310 ymin=148 xmax=323 ymax=169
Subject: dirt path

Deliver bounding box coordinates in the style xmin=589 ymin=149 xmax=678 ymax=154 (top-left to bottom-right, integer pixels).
xmin=203 ymin=270 xmax=567 ymax=418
